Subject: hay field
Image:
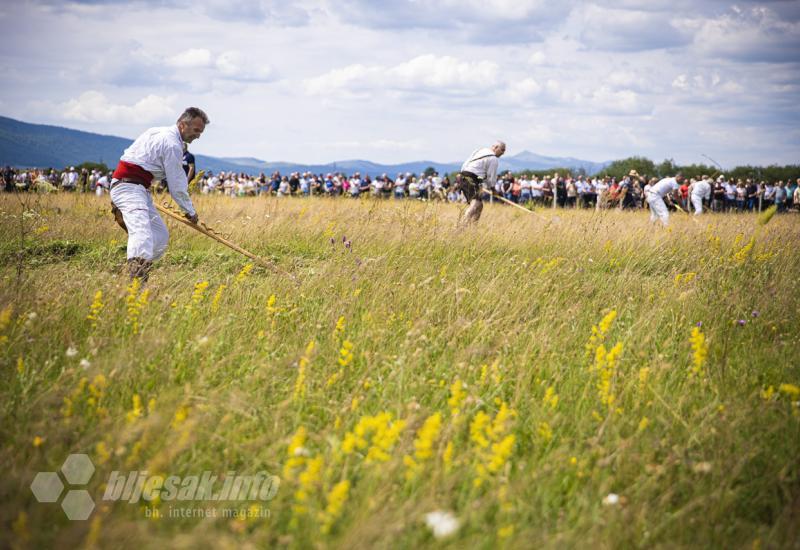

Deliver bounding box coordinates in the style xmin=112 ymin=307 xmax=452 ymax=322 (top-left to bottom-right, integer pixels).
xmin=1 ymin=192 xmax=799 ymax=548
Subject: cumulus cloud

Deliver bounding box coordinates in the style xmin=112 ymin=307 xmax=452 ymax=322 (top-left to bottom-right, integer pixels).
xmin=577 ymin=4 xmax=692 ymax=51
xmin=38 ymin=91 xmax=175 ymax=124
xmin=167 ymin=49 xmax=213 ymax=69
xmin=303 ymin=54 xmax=499 ymax=98
xmin=690 ymin=5 xmax=800 ymax=63
xmin=328 ymin=0 xmax=572 ymax=41
xmin=215 ymin=51 xmax=275 ymax=82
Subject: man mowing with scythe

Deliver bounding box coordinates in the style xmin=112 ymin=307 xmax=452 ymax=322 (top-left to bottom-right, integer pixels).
xmin=110 ymin=107 xmax=208 ymax=282
xmin=457 ymin=140 xmax=506 ymax=225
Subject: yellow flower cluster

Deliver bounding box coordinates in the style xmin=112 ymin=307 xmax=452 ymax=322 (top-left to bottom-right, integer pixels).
xmin=283 ymin=426 xmax=309 ymax=482
xmin=0 ymin=304 xmax=12 ymax=345
xmin=61 ymin=374 xmax=108 ymax=420
xmin=448 ymin=378 xmax=467 ymax=417
xmin=326 ymin=339 xmax=353 ymax=387
xmin=318 ymin=480 xmax=350 ymax=534
xmin=235 ymin=263 xmax=253 ymax=283
xmin=403 ymin=412 xmax=443 ymax=480
xmin=674 ymin=272 xmax=697 ymax=286
xmin=125 ymin=394 xmax=144 ymax=424
xmin=779 ymin=383 xmax=800 ymax=399
xmin=595 ymin=342 xmax=624 ymax=410
xmin=86 ymin=290 xmax=103 ymax=329
xmin=732 ymin=236 xmax=755 ymax=264
xmin=479 ymin=359 xmax=502 ymax=386
xmin=470 ymin=402 xmax=517 ymax=487
xmin=294 ymin=341 xmax=315 ymax=401
xmin=689 ymin=326 xmax=708 ymax=379
xmin=126 ymin=278 xmax=149 ymax=335
xmin=334 ymin=315 xmax=346 ymax=335
xmin=586 ymin=310 xmax=617 ymax=357
xmin=210 ymin=284 xmax=227 ymax=313
xmin=342 ymin=412 xmax=406 ymax=463
xmin=186 ymin=280 xmax=209 ymax=312
xmin=543 ymin=386 xmax=559 ymax=410
xmin=292 ymin=456 xmax=323 ymax=520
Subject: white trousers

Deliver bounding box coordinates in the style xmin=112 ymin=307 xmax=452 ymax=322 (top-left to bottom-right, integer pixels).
xmin=646 ymin=192 xmax=670 ymax=225
xmin=690 ymin=192 xmax=708 ymax=215
xmin=110 ymin=182 xmax=169 ymax=261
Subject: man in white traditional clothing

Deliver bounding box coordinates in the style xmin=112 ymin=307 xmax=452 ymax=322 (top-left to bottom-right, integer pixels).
xmin=689 ymin=174 xmax=712 ymax=215
xmin=110 ymin=107 xmax=208 ymax=281
xmin=458 ymin=141 xmax=506 ymax=224
xmin=646 ymin=173 xmax=686 ymax=226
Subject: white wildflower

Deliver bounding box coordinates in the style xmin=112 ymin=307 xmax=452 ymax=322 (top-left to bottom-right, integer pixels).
xmin=602 ymin=493 xmax=620 ymax=506
xmin=66 ymin=346 xmax=78 ymax=358
xmin=425 ymin=510 xmax=460 ymax=539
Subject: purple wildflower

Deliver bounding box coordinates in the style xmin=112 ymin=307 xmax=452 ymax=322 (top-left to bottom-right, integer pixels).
xmin=696 ymin=321 xmax=703 ymax=328
xmin=737 ymin=319 xmax=746 ymax=326
xmin=751 ymin=310 xmax=759 ymax=318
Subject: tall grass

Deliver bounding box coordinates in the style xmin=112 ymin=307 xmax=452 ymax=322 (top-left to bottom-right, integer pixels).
xmin=1 ymin=193 xmax=799 ymax=548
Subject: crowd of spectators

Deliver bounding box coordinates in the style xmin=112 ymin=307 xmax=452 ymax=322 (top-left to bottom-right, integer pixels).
xmin=4 ymin=165 xmax=800 ymax=213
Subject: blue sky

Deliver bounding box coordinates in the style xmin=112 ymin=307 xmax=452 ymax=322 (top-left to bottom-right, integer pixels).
xmin=1 ymin=0 xmax=798 ymax=167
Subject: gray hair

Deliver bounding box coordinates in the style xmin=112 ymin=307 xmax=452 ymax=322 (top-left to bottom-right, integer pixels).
xmin=177 ymin=107 xmax=210 ymax=125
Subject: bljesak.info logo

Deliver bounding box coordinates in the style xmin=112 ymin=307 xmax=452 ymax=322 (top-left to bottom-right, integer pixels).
xmin=30 ymin=453 xmax=280 ymax=520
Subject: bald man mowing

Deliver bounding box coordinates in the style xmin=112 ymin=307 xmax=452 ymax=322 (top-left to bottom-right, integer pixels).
xmin=110 ymin=107 xmax=209 ymax=282
xmin=458 ymin=141 xmax=506 ymax=225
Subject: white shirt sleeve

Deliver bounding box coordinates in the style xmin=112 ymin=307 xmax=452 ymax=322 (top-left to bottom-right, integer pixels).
xmin=485 ymin=157 xmax=499 ymax=188
xmin=162 ymin=141 xmax=196 ymax=216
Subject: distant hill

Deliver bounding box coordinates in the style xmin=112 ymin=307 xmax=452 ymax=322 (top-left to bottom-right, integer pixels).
xmin=0 ymin=115 xmax=610 ymax=176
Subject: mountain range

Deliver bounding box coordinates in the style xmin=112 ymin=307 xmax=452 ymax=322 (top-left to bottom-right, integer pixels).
xmin=0 ymin=115 xmax=611 ymax=176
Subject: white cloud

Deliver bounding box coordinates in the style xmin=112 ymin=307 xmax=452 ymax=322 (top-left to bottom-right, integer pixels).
xmin=690 ymin=6 xmax=800 ymax=63
xmin=40 ymin=91 xmax=175 ymax=124
xmin=215 ymin=51 xmax=275 ymax=82
xmin=528 ymin=51 xmax=546 ymax=65
xmin=303 ymin=55 xmax=499 ymax=98
xmin=577 ymin=4 xmax=692 ymax=51
xmin=167 ymin=49 xmax=213 ymax=69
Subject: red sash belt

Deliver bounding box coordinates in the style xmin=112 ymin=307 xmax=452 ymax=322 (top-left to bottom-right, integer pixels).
xmin=113 ymin=161 xmax=154 ymax=188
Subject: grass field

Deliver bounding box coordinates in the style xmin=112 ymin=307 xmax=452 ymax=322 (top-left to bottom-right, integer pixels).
xmin=1 ymin=192 xmax=799 ymax=549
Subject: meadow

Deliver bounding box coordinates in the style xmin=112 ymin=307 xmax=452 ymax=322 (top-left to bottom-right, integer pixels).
xmin=1 ymin=192 xmax=799 ymax=549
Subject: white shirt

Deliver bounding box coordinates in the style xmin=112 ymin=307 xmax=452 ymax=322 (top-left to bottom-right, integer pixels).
xmin=692 ymin=179 xmax=711 ymax=199
xmin=461 ymin=147 xmax=500 ymax=188
xmin=119 ymin=125 xmax=195 ymax=216
xmin=650 ymin=177 xmax=680 ymax=198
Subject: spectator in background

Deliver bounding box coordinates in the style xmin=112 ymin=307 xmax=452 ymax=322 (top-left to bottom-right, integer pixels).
xmin=182 ymin=143 xmax=196 ymax=182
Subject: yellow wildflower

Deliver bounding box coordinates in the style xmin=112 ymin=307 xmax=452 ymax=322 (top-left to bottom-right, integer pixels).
xmin=442 ymin=441 xmax=454 ymax=470
xmin=126 ymin=394 xmax=144 ymax=424
xmin=334 ymin=315 xmax=346 ymax=335
xmin=543 ymin=386 xmax=559 ymax=410
xmin=779 ymin=383 xmax=800 ymax=399
xmin=293 ymin=341 xmax=315 ymax=401
xmin=537 ymin=422 xmax=553 ymax=443
xmin=448 ymin=378 xmax=467 ymax=417
xmin=293 ymin=456 xmax=323 ymax=519
xmin=86 ymin=290 xmax=104 ymax=328
xmin=319 ymin=480 xmax=350 ymax=534
xmin=342 ymin=412 xmax=406 ymax=463
xmin=235 ymin=263 xmax=253 ymax=283
xmin=282 ymin=426 xmax=308 ymax=482
xmin=689 ymin=326 xmax=708 ymax=379
xmin=404 ymin=412 xmax=443 ymax=480
xmin=32 ymin=436 xmax=44 ymax=447
xmin=586 ymin=309 xmax=617 ymax=357
xmin=210 ymin=284 xmax=227 ymax=313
